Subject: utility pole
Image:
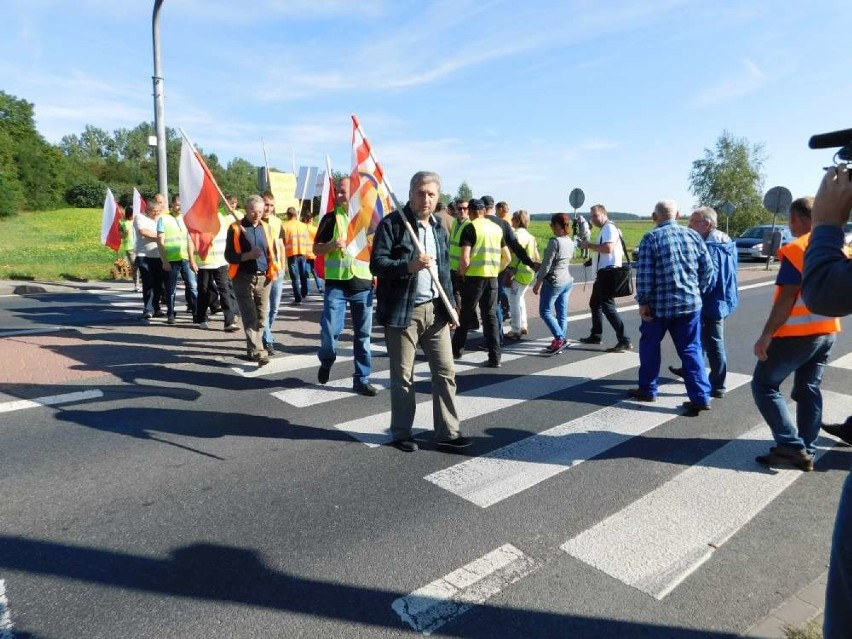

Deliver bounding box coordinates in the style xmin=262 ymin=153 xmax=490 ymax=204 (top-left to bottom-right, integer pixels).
xmin=152 ymin=0 xmax=168 ymax=198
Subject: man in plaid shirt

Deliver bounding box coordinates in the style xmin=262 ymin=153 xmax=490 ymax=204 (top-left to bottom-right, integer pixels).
xmin=630 ymin=199 xmax=716 ymax=415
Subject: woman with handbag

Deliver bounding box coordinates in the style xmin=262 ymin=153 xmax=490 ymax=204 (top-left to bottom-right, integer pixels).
xmin=505 ymin=210 xmax=540 ymax=340
xmin=533 ymin=213 xmax=575 ymax=353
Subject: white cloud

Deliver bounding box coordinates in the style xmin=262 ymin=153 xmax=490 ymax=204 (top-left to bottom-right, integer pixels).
xmin=690 ymin=57 xmax=768 ymax=108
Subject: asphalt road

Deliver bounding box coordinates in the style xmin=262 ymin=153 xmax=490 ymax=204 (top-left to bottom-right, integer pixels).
xmin=1 ymin=270 xmax=850 ymax=639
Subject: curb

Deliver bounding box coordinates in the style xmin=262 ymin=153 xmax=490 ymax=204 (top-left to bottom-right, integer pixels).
xmin=743 ymin=571 xmax=826 ymax=637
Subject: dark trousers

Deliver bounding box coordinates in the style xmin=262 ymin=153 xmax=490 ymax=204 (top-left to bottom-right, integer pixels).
xmin=139 ymin=256 xmax=165 ymax=315
xmin=589 ymin=277 xmax=627 ymax=342
xmin=287 ymin=255 xmax=309 ymax=302
xmin=452 ymin=275 xmax=500 ymax=364
xmin=195 ymin=266 xmax=237 ymax=324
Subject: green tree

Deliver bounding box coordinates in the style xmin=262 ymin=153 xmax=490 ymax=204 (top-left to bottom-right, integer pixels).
xmin=688 ymin=131 xmax=768 ymax=236
xmin=456 ymin=181 xmax=473 ymax=202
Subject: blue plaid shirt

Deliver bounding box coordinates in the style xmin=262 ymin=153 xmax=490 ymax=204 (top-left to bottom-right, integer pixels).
xmin=635 ymin=220 xmax=715 ymax=318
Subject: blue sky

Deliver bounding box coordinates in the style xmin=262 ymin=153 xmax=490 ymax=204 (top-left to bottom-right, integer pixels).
xmin=2 ymin=0 xmax=850 ymax=215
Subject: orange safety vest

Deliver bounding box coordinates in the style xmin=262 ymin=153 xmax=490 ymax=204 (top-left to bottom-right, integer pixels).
xmin=227 ymin=220 xmax=280 ymax=281
xmin=772 ymin=233 xmax=842 ymax=338
xmin=304 ymin=222 xmax=317 ymax=259
xmin=282 ymin=218 xmax=310 ymax=258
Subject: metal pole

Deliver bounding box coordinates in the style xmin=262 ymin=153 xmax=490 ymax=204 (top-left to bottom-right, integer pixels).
xmin=152 ymin=0 xmax=168 ymax=198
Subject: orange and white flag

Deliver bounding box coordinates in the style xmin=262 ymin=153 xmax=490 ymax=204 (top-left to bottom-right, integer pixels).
xmin=179 ymin=138 xmax=221 ymax=260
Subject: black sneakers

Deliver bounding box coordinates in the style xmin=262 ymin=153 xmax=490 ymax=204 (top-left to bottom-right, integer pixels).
xmin=436 ymin=436 xmax=472 ymax=449
xmin=354 ymin=382 xmax=379 ymax=397
xmin=627 ymin=388 xmax=656 ymax=402
xmin=605 ymin=341 xmax=632 ymax=353
xmin=317 ymin=366 xmax=330 ymax=384
xmin=578 ymin=335 xmax=602 ymax=345
xmin=682 ymin=400 xmax=711 ymax=416
xmin=823 ymin=423 xmax=852 ymax=446
xmin=392 ymin=438 xmax=419 ymax=452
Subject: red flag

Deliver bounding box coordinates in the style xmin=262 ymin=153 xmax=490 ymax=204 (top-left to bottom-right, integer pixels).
xmin=101 ymin=188 xmax=122 ymax=251
xmin=132 ymin=187 xmax=147 ymax=219
xmin=179 ymin=138 xmax=221 ymax=260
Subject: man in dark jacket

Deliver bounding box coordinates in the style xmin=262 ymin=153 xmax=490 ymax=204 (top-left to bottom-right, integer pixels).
xmin=669 ymin=206 xmax=738 ymax=397
xmin=370 ymin=171 xmax=468 ymax=453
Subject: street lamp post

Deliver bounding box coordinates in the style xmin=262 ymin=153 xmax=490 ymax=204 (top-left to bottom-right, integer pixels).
xmin=152 ymin=0 xmax=168 ymax=198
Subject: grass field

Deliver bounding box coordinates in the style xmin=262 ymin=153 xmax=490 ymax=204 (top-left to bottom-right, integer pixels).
xmin=0 ymin=209 xmax=657 ymax=282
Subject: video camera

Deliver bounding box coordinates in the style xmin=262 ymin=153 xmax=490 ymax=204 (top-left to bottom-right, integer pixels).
xmin=809 ymin=128 xmax=852 ymax=163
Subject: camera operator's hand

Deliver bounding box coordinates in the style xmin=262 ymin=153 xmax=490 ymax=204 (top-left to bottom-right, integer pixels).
xmin=813 ymin=164 xmax=852 ymax=228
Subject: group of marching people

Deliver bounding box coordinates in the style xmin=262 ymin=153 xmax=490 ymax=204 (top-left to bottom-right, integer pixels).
xmin=118 ymin=190 xmax=324 ymax=365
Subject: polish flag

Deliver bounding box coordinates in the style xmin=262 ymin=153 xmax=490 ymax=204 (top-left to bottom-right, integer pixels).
xmin=179 ymin=138 xmax=221 ymax=260
xmin=100 ymin=188 xmax=123 ymax=251
xmin=132 ymin=187 xmax=147 ymax=219
xmin=315 ymin=154 xmax=336 ymax=279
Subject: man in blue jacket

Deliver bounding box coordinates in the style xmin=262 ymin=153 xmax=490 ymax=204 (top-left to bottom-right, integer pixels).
xmin=370 ymin=171 xmax=469 ymax=453
xmin=669 ymin=206 xmax=738 ymax=398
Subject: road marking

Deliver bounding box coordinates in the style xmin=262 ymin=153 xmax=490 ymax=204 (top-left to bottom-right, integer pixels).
xmin=271 ymin=338 xmax=553 ymax=407
xmin=231 ymin=343 xmax=389 ymax=378
xmin=561 ymin=390 xmax=852 ymax=600
xmin=334 ymin=351 xmax=640 ymax=447
xmin=0 ymin=580 xmax=13 ymax=639
xmin=0 ymin=326 xmax=69 ymax=337
xmin=425 ymin=373 xmax=752 ymax=508
xmin=0 ymin=389 xmax=104 ymax=414
xmin=391 ymin=544 xmax=538 ymax=635
xmin=830 ymin=351 xmax=852 ymax=370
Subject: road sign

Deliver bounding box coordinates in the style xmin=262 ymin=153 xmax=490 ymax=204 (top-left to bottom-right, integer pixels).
xmin=720 ymin=201 xmax=735 ymax=216
xmin=569 ymin=188 xmax=585 ymax=210
xmin=762 ymin=186 xmax=793 ymax=215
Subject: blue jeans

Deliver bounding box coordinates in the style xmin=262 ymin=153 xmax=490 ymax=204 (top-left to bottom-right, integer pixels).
xmin=318 ymin=285 xmax=373 ymax=386
xmin=539 ymin=281 xmax=573 ymax=340
xmin=638 ymin=310 xmax=710 ymax=404
xmin=701 ymin=316 xmax=727 ymax=393
xmin=306 ymin=259 xmax=324 ymax=293
xmin=262 ymin=272 xmax=284 ymax=346
xmin=287 ymin=255 xmax=308 ymax=302
xmin=751 ymin=333 xmax=835 ymax=454
xmin=165 ymin=260 xmax=197 ymax=317
xmin=825 ymin=470 xmax=852 ymax=639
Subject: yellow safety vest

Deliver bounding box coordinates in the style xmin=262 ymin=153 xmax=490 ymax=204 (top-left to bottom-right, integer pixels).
xmin=449 ymin=219 xmax=470 ymax=272
xmin=466 ymin=218 xmax=503 ymax=277
xmin=160 ymin=214 xmax=188 ymax=261
xmin=227 ymin=220 xmax=280 ymax=282
xmin=282 ymin=218 xmax=310 ymax=257
xmin=509 ymin=227 xmax=538 ymax=285
xmin=323 ymin=208 xmax=372 ymax=281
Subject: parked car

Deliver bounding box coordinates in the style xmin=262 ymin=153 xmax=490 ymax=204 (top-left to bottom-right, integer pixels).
xmin=734 ymin=224 xmax=794 ymax=261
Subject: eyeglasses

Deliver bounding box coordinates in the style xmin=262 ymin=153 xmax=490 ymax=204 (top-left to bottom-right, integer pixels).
xmin=458 ymin=205 xmax=469 ymax=210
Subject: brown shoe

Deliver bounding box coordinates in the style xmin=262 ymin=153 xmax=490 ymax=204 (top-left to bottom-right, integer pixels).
xmin=755 ymin=446 xmax=814 ymax=472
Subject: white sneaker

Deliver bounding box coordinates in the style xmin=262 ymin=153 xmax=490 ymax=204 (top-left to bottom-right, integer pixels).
xmin=194 ymin=321 xmax=208 ymax=329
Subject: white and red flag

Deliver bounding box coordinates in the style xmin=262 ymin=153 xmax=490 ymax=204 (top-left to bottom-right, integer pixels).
xmin=319 ymin=154 xmax=335 ymax=216
xmin=132 ymin=187 xmax=146 ymax=219
xmin=179 ymin=138 xmax=221 ymax=260
xmin=100 ymin=188 xmax=123 ymax=251
xmin=346 ymin=115 xmax=393 ymax=262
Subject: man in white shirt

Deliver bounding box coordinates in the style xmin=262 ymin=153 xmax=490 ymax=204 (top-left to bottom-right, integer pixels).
xmin=579 ymin=204 xmax=632 ymax=352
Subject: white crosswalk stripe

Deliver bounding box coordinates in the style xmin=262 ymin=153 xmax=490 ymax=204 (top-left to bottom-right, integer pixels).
xmin=561 ymin=390 xmax=852 ymax=599
xmin=425 ymin=373 xmax=752 ymax=508
xmin=0 ymin=580 xmax=13 ymax=639
xmin=333 ymin=351 xmax=640 ymax=447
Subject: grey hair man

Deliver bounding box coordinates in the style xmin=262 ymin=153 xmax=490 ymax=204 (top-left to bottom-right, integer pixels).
xmin=370 ymin=171 xmax=468 ymax=453
xmin=579 ymin=204 xmax=632 ymax=352
xmin=668 ymin=206 xmax=739 ymax=397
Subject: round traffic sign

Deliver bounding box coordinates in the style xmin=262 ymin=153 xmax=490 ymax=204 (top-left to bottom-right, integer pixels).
xmin=568 ymin=188 xmax=585 ymax=210
xmin=763 ymin=186 xmax=793 ymax=215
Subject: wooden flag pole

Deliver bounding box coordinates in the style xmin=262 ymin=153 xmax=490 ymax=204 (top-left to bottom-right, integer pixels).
xmin=350 ymin=114 xmax=459 ymax=326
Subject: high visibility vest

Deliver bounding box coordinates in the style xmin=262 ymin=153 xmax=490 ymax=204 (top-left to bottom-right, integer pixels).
xmin=304 ymin=222 xmax=317 ymax=259
xmin=196 ymin=214 xmax=229 ymax=268
xmin=466 ymin=217 xmax=503 ymax=277
xmin=772 ymin=233 xmax=842 ymax=338
xmin=227 ymin=220 xmax=280 ymax=281
xmin=323 ymin=208 xmax=372 ymax=281
xmin=282 ymin=218 xmax=310 ymax=257
xmin=160 ymin=214 xmax=188 ymax=261
xmin=263 ymin=215 xmax=284 ymax=269
xmin=448 ymin=218 xmax=470 ymax=272
xmin=509 ymin=227 xmax=538 ymax=285
xmin=119 ymin=218 xmax=135 ymax=252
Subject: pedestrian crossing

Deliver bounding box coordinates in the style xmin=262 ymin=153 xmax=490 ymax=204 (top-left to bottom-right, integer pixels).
xmin=81 ymin=284 xmax=851 ymax=635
